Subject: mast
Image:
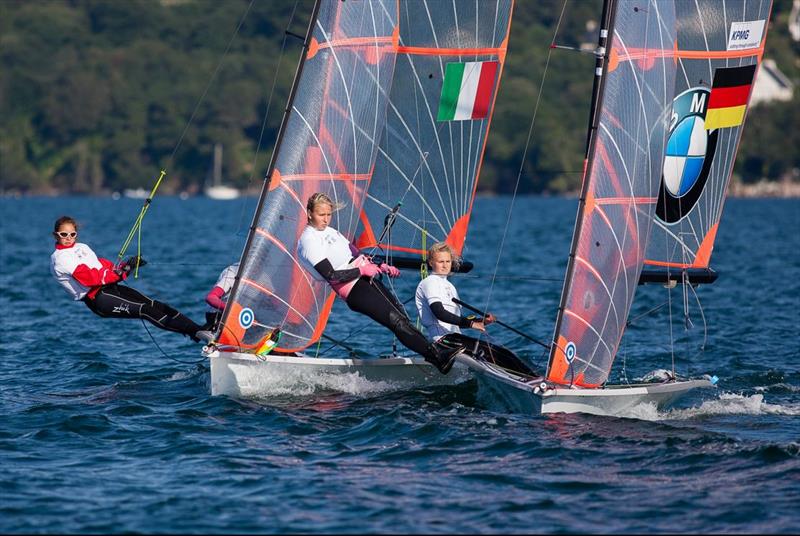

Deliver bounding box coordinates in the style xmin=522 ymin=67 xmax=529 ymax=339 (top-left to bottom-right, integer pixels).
xmin=546 ymin=0 xmax=617 ymax=380
xmin=213 ymin=142 xmax=222 ymax=187
xmin=217 ymin=0 xmax=322 ymax=335
xmin=583 ymin=0 xmax=614 ymax=157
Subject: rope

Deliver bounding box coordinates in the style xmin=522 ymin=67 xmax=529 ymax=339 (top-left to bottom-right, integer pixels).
xmin=482 ymin=0 xmax=569 ymax=317
xmin=122 ymin=1 xmax=256 ymax=354
xmin=113 ymin=262 xmax=565 ymax=283
xmin=140 ymin=319 xmax=207 ymax=366
xmin=117 ymin=170 xmax=166 ymax=277
xmin=626 ymin=300 xmax=669 ymax=326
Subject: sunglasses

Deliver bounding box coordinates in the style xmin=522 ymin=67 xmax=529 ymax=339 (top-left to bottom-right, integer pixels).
xmin=55 ymin=231 xmax=77 ymax=238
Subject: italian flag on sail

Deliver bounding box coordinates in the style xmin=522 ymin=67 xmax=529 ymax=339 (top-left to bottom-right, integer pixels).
xmin=437 ymin=61 xmax=499 ymax=121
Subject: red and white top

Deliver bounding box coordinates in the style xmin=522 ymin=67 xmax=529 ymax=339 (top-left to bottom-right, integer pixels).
xmin=50 ymin=242 xmax=123 ymax=300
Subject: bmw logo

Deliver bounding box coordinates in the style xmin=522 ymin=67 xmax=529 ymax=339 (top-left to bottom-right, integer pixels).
xmin=238 ymin=307 xmax=254 ymax=329
xmin=657 ymin=87 xmax=718 ymax=224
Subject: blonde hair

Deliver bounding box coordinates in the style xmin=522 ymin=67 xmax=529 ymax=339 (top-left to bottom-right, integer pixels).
xmin=306 ymin=192 xmax=347 ymax=220
xmin=427 ymin=241 xmax=461 ymax=271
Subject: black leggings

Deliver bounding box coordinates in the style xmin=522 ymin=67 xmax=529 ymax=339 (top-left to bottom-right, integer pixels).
xmin=84 ymin=284 xmax=201 ymax=338
xmin=345 ymin=277 xmax=432 ymax=358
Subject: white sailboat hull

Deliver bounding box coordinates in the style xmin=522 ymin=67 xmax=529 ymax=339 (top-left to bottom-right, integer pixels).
xmin=208 ymin=349 xmax=468 ymax=398
xmin=458 ymin=354 xmax=714 ymax=417
xmin=204 ymin=185 xmax=240 ymax=200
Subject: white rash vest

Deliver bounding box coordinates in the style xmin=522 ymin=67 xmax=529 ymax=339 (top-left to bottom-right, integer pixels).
xmin=415 ymin=273 xmax=463 ymax=341
xmin=297 ymin=225 xmax=355 ymax=281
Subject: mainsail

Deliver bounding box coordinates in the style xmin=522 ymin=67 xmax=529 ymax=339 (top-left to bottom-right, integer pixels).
xmin=218 ymin=1 xmax=399 ymax=353
xmin=644 ymin=1 xmax=773 ymax=272
xmin=218 ymin=1 xmax=513 ymax=354
xmin=547 ymin=0 xmax=678 ymax=387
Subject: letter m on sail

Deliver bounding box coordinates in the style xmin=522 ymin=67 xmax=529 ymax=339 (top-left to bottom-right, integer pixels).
xmin=690 ymin=92 xmax=707 ymax=114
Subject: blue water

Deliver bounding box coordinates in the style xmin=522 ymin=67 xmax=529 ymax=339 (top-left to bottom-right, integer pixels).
xmin=1 ymin=196 xmax=798 ymax=534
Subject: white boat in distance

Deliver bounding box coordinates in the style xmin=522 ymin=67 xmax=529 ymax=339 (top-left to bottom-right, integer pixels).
xmin=122 ymin=187 xmax=149 ymax=199
xmin=204 ymin=143 xmax=240 ymax=200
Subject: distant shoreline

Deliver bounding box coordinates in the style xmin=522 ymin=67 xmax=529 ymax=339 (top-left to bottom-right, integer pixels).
xmin=3 ymin=181 xmax=800 ymax=199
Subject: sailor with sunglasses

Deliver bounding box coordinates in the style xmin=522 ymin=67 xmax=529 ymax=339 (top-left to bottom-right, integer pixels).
xmin=50 ymin=216 xmax=212 ymax=343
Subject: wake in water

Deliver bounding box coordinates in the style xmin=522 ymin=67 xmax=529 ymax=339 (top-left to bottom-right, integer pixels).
xmin=622 ymin=392 xmax=800 ymax=421
xmin=229 ymin=366 xmax=459 ymax=400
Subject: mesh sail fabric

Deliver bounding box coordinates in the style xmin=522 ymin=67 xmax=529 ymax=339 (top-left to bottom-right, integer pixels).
xmin=357 ymin=1 xmax=513 ymax=257
xmin=645 ymin=0 xmax=772 ymax=269
xmin=547 ymin=1 xmax=677 ymax=387
xmin=219 ymin=1 xmax=398 ymax=352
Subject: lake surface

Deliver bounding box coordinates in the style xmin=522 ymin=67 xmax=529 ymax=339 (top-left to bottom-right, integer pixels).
xmin=1 ymin=195 xmax=798 ymax=534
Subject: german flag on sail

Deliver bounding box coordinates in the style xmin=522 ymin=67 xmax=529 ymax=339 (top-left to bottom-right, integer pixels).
xmin=437 ymin=61 xmax=499 ymax=121
xmin=705 ymin=64 xmax=757 ymax=130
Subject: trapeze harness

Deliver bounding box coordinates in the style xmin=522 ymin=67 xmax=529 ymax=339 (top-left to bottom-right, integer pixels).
xmin=50 ymin=242 xmax=203 ymax=340
xmin=297 ymin=225 xmax=435 ymax=359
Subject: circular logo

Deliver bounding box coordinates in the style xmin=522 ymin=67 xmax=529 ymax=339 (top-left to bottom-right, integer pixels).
xmin=657 ymin=87 xmax=718 ymax=224
xmin=663 ymin=116 xmax=707 ymax=197
xmin=238 ymin=307 xmax=254 ymax=329
xmin=564 ymin=341 xmax=577 ymax=364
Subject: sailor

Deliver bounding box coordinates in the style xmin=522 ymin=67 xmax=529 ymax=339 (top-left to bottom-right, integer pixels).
xmin=50 ymin=216 xmax=212 ymax=342
xmin=296 ymin=193 xmax=463 ymax=374
xmin=203 ymin=262 xmax=239 ymax=331
xmin=416 ymin=242 xmax=495 ymax=341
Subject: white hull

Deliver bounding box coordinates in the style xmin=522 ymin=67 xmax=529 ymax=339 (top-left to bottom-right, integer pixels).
xmin=123 ymin=187 xmax=149 ymax=199
xmin=458 ymin=354 xmax=714 ymax=417
xmin=208 ymin=349 xmax=469 ymax=398
xmin=204 ymin=185 xmax=240 ymax=200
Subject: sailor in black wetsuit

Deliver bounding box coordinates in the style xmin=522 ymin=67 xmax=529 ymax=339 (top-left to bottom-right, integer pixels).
xmin=50 ymin=216 xmax=212 ymax=343
xmin=296 ymin=193 xmax=462 ymax=374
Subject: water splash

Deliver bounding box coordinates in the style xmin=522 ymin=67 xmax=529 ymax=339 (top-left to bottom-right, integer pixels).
xmin=622 ymin=392 xmax=800 ymax=421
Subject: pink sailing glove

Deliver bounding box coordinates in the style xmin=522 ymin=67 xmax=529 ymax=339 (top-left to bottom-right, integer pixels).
xmin=379 ymin=263 xmax=400 ymax=278
xmin=359 ymin=263 xmax=381 ymax=278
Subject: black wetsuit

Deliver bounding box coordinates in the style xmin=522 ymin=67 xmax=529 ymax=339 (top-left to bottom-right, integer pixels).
xmin=313 ymin=259 xmax=433 ymax=358
xmin=84 ymin=283 xmax=202 ymax=340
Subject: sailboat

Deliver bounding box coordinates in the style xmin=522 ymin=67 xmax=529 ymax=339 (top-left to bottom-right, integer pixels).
xmin=203 ymin=0 xmax=515 ymax=397
xmin=456 ymin=0 xmax=773 ymax=416
xmin=204 ymin=143 xmax=241 ymax=200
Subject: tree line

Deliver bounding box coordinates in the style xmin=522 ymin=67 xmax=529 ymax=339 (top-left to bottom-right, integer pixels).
xmin=1 ymin=0 xmax=798 ymax=195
